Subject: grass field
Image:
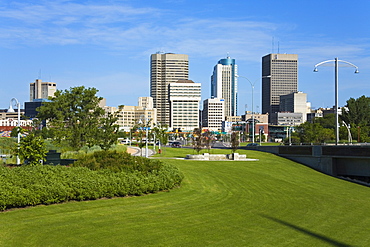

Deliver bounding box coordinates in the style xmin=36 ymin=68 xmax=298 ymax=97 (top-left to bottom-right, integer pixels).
xmin=1 ymin=148 xmax=369 ymax=246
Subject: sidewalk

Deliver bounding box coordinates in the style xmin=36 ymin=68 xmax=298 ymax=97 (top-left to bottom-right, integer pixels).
xmin=127 ymin=146 xmax=156 ymax=157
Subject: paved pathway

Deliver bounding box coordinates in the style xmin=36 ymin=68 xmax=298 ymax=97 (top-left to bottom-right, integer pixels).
xmin=127 ymin=146 xmax=156 ymax=157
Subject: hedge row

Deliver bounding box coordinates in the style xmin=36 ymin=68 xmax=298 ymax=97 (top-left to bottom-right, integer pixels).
xmin=71 ymin=150 xmax=163 ymax=173
xmin=0 ymin=162 xmax=183 ymax=211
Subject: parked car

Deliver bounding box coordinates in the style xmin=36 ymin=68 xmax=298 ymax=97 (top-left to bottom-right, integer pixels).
xmin=171 ymin=141 xmax=182 ymax=148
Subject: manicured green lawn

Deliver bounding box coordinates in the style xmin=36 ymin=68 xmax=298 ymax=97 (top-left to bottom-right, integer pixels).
xmin=1 ymin=149 xmax=369 ymax=246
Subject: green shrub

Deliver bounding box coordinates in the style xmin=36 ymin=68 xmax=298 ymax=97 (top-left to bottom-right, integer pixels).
xmin=0 ymin=154 xmax=183 ymax=211
xmin=71 ymin=150 xmax=163 ymax=173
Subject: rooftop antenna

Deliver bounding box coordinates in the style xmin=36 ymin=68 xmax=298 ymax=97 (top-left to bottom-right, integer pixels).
xmin=272 ymin=37 xmax=274 ymax=54
xmin=38 ymin=69 xmax=42 ymax=79
xmin=277 ymin=41 xmax=280 ymax=54
xmin=227 ymin=52 xmax=230 ymax=58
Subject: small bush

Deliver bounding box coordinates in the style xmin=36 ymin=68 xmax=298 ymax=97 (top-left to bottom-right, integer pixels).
xmin=71 ymin=150 xmax=163 ymax=173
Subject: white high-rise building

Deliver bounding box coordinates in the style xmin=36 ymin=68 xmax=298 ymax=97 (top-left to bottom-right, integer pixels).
xmin=211 ymin=56 xmax=238 ymax=117
xmin=30 ymin=79 xmax=57 ymax=101
xmin=169 ymin=80 xmax=201 ymax=131
xmin=150 ymin=53 xmax=189 ymax=126
xmin=202 ymin=98 xmax=225 ymax=131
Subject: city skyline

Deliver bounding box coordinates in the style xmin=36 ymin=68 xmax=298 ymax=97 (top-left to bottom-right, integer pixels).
xmin=1 ymin=0 xmax=369 ymax=114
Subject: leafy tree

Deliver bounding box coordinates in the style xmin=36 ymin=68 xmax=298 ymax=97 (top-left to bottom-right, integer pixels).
xmin=296 ymin=122 xmax=334 ymax=144
xmin=131 ymin=117 xmax=153 ymax=156
xmin=314 ymin=113 xmax=335 ymax=129
xmin=341 ymin=96 xmax=370 ymax=126
xmin=13 ymin=133 xmax=47 ymax=166
xmin=10 ymin=127 xmax=25 ymax=138
xmin=37 ymin=86 xmax=118 ymax=150
xmin=152 ymin=124 xmax=169 ymax=152
xmin=230 ymin=131 xmax=240 ymax=153
xmin=192 ymin=128 xmax=203 ymax=154
xmin=341 ymin=95 xmax=370 ymax=142
xmin=97 ymin=112 xmax=119 ymax=150
xmin=202 ymin=130 xmax=214 ymax=152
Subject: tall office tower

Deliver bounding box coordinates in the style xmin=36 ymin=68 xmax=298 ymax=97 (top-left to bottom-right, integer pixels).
xmin=150 ymin=53 xmax=189 ymax=126
xmin=211 ymin=56 xmax=238 ymax=117
xmin=262 ymin=54 xmax=298 ymax=117
xmin=169 ymin=80 xmax=201 ymax=131
xmin=138 ymin=97 xmax=154 ymax=109
xmin=202 ymin=98 xmax=225 ymax=131
xmin=30 ymin=79 xmax=57 ymax=101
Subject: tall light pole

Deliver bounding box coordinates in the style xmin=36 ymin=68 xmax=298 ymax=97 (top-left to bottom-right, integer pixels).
xmin=236 ymin=75 xmax=270 ymax=143
xmin=139 ymin=115 xmax=149 ymax=158
xmin=342 ymin=121 xmax=352 ymax=144
xmin=314 ymin=58 xmax=359 ymax=145
xmin=8 ymin=98 xmax=21 ymax=165
xmin=235 ymin=75 xmax=257 ymax=143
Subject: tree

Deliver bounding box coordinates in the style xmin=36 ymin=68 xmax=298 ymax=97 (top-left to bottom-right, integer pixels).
xmin=296 ymin=122 xmax=334 ymax=144
xmin=192 ymin=128 xmax=203 ymax=154
xmin=341 ymin=96 xmax=370 ymax=126
xmin=314 ymin=113 xmax=335 ymax=129
xmin=10 ymin=126 xmax=27 ymax=138
xmin=97 ymin=112 xmax=119 ymax=150
xmin=152 ymin=124 xmax=169 ymax=153
xmin=13 ymin=133 xmax=47 ymax=166
xmin=37 ymin=86 xmax=118 ymax=150
xmin=341 ymin=95 xmax=370 ymax=142
xmin=202 ymin=130 xmax=214 ymax=152
xmin=230 ymin=131 xmax=240 ymax=153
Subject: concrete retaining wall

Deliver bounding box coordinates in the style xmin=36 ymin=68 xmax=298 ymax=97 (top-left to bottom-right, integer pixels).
xmin=241 ymin=145 xmax=370 ymax=178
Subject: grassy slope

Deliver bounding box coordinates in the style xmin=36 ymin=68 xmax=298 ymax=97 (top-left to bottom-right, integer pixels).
xmin=0 ymin=149 xmax=369 ymax=246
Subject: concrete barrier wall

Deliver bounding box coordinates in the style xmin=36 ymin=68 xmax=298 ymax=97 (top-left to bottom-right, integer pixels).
xmin=242 ymin=145 xmax=370 ymax=177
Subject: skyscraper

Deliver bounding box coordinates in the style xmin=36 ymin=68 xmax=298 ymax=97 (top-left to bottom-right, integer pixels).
xmin=169 ymin=79 xmax=201 ymax=131
xmin=150 ymin=52 xmax=189 ymax=126
xmin=202 ymin=98 xmax=225 ymax=131
xmin=30 ymin=79 xmax=57 ymax=101
xmin=211 ymin=56 xmax=238 ymax=117
xmin=262 ymin=54 xmax=298 ymax=117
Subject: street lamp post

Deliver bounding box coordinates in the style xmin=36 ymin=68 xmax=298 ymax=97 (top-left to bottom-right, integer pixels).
xmin=342 ymin=121 xmax=352 ymax=144
xmin=8 ymin=98 xmax=21 ymax=165
xmin=314 ymin=58 xmax=359 ymax=145
xmin=235 ymin=75 xmax=257 ymax=143
xmin=139 ymin=115 xmax=149 ymax=158
xmin=236 ymin=75 xmax=270 ymax=143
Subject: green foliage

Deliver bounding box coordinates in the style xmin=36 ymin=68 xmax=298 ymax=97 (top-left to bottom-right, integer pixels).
xmin=295 ymin=122 xmax=335 ymax=144
xmin=0 ymin=137 xmax=15 ymax=151
xmin=10 ymin=127 xmax=26 ymax=138
xmin=97 ymin=112 xmax=120 ymax=150
xmin=314 ymin=113 xmax=335 ymax=129
xmin=71 ymin=150 xmax=163 ymax=173
xmin=13 ymin=133 xmax=47 ymax=166
xmin=37 ymin=86 xmax=119 ymax=151
xmin=341 ymin=95 xmax=370 ymax=126
xmin=0 ymin=156 xmax=183 ymax=211
xmin=341 ymin=95 xmax=370 ymax=142
xmin=152 ymin=124 xmax=169 ymax=147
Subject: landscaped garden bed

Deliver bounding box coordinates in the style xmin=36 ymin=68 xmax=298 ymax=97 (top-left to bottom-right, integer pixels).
xmin=0 ymin=150 xmax=183 ymax=211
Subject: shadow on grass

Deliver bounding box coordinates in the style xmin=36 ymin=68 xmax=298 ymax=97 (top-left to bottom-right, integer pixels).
xmin=260 ymin=214 xmax=352 ymax=247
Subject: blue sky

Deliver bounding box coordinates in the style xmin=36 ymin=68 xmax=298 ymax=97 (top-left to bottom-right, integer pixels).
xmin=1 ymin=0 xmax=369 ymax=114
